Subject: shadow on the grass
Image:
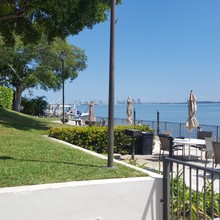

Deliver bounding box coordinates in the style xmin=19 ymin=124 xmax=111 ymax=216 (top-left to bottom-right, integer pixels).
xmin=0 ymin=107 xmax=50 ymax=131
xmin=0 ymin=155 xmax=104 ymax=168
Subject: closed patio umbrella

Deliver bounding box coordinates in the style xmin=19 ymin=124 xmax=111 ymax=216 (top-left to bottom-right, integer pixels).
xmin=88 ymin=101 xmax=95 ymax=121
xmin=49 ymin=102 xmax=53 ymax=114
xmin=126 ymin=96 xmax=133 ymax=125
xmin=57 ymin=103 xmax=61 ymax=116
xmin=186 ymin=90 xmax=199 ymax=138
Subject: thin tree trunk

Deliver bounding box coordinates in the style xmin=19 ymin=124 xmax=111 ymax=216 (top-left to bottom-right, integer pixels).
xmin=14 ymin=84 xmax=24 ymax=111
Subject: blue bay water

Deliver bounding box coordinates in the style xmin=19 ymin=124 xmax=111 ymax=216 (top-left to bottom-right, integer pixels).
xmin=77 ymin=103 xmax=220 ymax=126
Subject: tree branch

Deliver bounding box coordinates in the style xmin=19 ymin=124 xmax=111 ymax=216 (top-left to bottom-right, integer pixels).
xmin=0 ymin=0 xmax=30 ymax=21
xmin=7 ymin=63 xmax=23 ymax=82
xmin=0 ymin=13 xmax=24 ymax=21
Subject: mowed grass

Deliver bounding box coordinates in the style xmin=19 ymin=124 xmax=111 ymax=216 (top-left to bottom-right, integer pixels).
xmin=0 ymin=108 xmax=146 ymax=187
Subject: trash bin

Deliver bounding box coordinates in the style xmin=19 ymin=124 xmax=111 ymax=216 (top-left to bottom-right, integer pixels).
xmin=138 ymin=132 xmax=154 ymax=155
xmin=125 ymin=129 xmax=142 ymax=160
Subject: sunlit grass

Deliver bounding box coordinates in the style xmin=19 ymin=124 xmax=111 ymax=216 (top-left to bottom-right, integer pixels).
xmin=0 ymin=108 xmax=146 ymax=187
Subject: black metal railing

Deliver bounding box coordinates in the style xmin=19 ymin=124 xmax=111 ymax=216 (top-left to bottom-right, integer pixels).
xmin=96 ymin=116 xmax=220 ymax=219
xmin=163 ymin=157 xmax=220 ymax=220
xmin=96 ymin=117 xmax=220 ymax=141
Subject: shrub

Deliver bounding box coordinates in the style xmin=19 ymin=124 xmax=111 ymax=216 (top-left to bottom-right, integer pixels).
xmin=21 ymin=96 xmax=48 ymax=116
xmin=49 ymin=125 xmax=154 ymax=154
xmin=172 ymin=171 xmax=220 ymax=219
xmin=0 ymin=86 xmax=13 ymax=109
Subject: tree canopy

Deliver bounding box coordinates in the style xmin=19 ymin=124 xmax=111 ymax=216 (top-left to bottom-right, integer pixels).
xmin=0 ymin=35 xmax=87 ymax=111
xmin=0 ymin=0 xmax=121 ymax=110
xmin=0 ymin=0 xmax=120 ymax=44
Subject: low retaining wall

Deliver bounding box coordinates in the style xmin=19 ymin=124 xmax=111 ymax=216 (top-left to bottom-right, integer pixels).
xmin=0 ymin=137 xmax=163 ymax=220
xmin=0 ymin=176 xmax=162 ymax=220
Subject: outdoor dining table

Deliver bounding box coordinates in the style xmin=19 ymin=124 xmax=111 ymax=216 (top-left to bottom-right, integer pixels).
xmin=173 ymin=138 xmax=205 ymax=160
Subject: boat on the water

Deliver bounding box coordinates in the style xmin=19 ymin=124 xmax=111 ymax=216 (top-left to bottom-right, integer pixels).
xmin=47 ymin=103 xmax=89 ymax=118
xmin=66 ymin=108 xmax=89 ymax=118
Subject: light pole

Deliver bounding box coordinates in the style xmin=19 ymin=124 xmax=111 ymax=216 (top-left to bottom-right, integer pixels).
xmin=59 ymin=51 xmax=66 ymax=124
xmin=108 ymin=0 xmax=116 ymax=167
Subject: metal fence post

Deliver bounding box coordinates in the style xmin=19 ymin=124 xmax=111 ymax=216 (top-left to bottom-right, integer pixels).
xmin=133 ymin=108 xmax=136 ymax=125
xmin=157 ymin=111 xmax=160 ymax=135
xmin=163 ymin=158 xmax=170 ymax=220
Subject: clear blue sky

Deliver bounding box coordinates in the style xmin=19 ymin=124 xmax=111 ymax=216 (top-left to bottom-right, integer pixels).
xmin=24 ymin=0 xmax=220 ymax=104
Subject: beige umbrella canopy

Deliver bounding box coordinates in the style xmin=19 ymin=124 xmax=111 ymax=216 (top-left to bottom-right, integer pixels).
xmin=126 ymin=96 xmax=133 ymax=125
xmin=49 ymin=102 xmax=53 ymax=114
xmin=57 ymin=103 xmax=61 ymax=115
xmin=186 ymin=90 xmax=199 ymax=137
xmin=88 ymin=101 xmax=95 ymax=121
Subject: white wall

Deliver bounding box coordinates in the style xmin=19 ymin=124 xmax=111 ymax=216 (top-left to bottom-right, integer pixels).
xmin=0 ymin=177 xmax=163 ymax=220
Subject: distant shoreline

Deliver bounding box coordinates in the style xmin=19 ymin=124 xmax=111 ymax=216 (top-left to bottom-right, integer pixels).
xmin=116 ymin=101 xmax=220 ymax=105
xmin=151 ymin=101 xmax=220 ymax=104
xmin=80 ymin=101 xmax=220 ymax=106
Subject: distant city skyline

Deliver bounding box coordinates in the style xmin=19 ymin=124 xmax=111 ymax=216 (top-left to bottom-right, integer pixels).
xmin=23 ymin=0 xmax=220 ymax=104
xmin=31 ymin=97 xmax=220 ymax=106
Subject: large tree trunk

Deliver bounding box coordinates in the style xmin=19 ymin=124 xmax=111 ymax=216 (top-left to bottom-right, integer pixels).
xmin=13 ymin=84 xmax=24 ymax=111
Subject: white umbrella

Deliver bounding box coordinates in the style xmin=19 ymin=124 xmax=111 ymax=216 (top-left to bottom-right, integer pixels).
xmin=186 ymin=90 xmax=199 ymax=138
xmin=126 ymin=96 xmax=133 ymax=125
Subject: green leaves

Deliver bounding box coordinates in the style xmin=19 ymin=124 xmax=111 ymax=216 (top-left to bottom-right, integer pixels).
xmin=0 ymin=35 xmax=87 ymax=110
xmin=0 ymin=0 xmax=121 ymax=45
xmin=49 ymin=124 xmax=154 ymax=155
xmin=0 ymin=86 xmax=13 ymax=109
xmin=171 ymin=171 xmax=220 ymax=219
xmin=21 ymin=96 xmax=48 ymax=116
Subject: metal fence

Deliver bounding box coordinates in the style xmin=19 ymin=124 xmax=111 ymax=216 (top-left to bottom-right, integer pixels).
xmin=96 ymin=116 xmax=220 ymax=219
xmin=96 ymin=117 xmax=220 ymax=141
xmin=163 ymin=157 xmax=220 ymax=220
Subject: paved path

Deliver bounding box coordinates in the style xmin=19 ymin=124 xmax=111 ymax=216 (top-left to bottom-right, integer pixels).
xmin=50 ymin=123 xmax=220 ymax=193
xmin=121 ymin=137 xmax=220 ymax=193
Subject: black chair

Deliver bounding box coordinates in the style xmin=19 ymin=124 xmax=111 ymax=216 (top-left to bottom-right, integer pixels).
xmin=197 ymin=131 xmax=212 ymax=140
xmin=193 ymin=131 xmax=212 ymax=159
xmin=158 ymin=134 xmax=183 ymax=159
xmin=212 ymin=141 xmax=220 ymax=168
xmin=204 ymin=137 xmax=214 ymax=166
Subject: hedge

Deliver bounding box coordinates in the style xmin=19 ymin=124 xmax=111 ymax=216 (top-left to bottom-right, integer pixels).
xmin=49 ymin=125 xmax=154 ymax=154
xmin=0 ymin=86 xmax=13 ymax=109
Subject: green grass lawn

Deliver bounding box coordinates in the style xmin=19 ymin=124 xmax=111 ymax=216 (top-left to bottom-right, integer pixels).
xmin=0 ymin=108 xmax=146 ymax=187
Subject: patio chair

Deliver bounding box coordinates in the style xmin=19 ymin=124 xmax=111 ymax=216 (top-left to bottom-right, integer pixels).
xmin=192 ymin=131 xmax=212 ymax=159
xmin=212 ymin=141 xmax=220 ymax=168
xmin=204 ymin=137 xmax=214 ymax=166
xmin=100 ymin=119 xmax=106 ymax=126
xmin=163 ymin=130 xmax=172 ymax=136
xmin=197 ymin=131 xmax=212 ymax=140
xmin=93 ymin=119 xmax=106 ymax=127
xmin=158 ymin=134 xmax=183 ymax=159
xmin=94 ymin=121 xmax=102 ymax=126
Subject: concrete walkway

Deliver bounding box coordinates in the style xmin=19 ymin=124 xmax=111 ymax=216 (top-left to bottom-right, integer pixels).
xmin=121 ymin=137 xmax=218 ymax=169
xmin=120 ymin=137 xmax=220 ymax=193
xmin=50 ymin=122 xmax=220 ymax=193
